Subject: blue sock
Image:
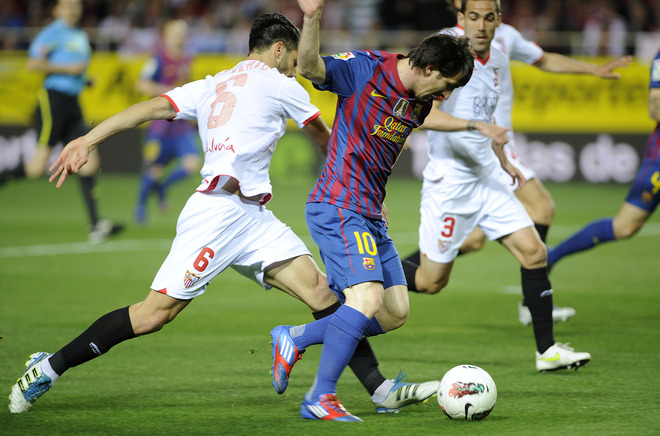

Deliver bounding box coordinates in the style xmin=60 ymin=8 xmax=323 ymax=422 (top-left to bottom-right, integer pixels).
xmin=548 ymin=218 xmax=615 ymax=266
xmin=289 ymin=317 xmax=332 ymax=349
xmin=363 ymin=317 xmax=385 ymax=337
xmin=308 ymin=305 xmax=370 ymax=399
xmin=161 ymin=167 xmax=188 ymax=193
xmin=136 ymin=174 xmax=158 ymax=208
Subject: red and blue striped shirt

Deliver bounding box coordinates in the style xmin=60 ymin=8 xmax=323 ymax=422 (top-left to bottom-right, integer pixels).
xmin=308 ymin=51 xmax=432 ymax=219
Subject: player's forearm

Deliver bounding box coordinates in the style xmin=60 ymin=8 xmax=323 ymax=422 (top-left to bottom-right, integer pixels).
xmin=536 ymin=52 xmax=599 ymax=75
xmin=420 ymin=106 xmax=478 ymax=132
xmin=649 ymin=89 xmax=660 ymax=122
xmin=297 ymin=8 xmax=326 ymax=84
xmin=83 ymin=97 xmax=175 ymax=150
xmin=302 ymin=115 xmax=331 ymax=156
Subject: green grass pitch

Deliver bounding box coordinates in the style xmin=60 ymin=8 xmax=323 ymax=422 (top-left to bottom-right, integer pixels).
xmin=1 ymin=174 xmax=659 ymax=435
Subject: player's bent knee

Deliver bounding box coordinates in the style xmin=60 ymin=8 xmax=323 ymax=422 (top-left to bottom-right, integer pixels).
xmin=460 ymin=237 xmax=485 ymax=254
xmin=519 ymin=241 xmax=547 ymax=269
xmin=418 ymin=274 xmax=449 ymax=294
xmin=133 ymin=312 xmax=171 ymax=335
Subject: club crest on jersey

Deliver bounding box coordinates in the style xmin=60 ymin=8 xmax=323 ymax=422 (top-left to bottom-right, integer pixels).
xmin=394 ymin=99 xmax=409 ymax=117
xmin=362 ymin=257 xmax=376 ymax=270
xmin=184 ymin=270 xmax=201 ymax=288
xmin=438 ymin=239 xmax=451 ymax=253
xmin=411 ymin=103 xmax=423 ymax=123
xmin=331 ymin=52 xmax=355 ymax=61
xmin=493 ymin=68 xmax=500 ymax=87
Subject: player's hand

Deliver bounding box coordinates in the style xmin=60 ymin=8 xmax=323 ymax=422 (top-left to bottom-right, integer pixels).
xmin=595 ymin=55 xmax=632 ymax=79
xmin=381 ymin=202 xmax=390 ymax=226
xmin=48 ymin=137 xmax=92 ymax=188
xmin=476 ymin=122 xmax=509 ymax=147
xmin=296 ymin=0 xmax=323 ymax=17
xmin=502 ymin=160 xmax=526 ymax=191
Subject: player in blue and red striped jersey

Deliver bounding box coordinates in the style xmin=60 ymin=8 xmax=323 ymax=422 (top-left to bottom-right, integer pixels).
xmin=134 ymin=19 xmax=201 ymax=224
xmin=270 ymin=0 xmax=475 ymax=422
xmin=548 ymin=49 xmax=660 ymax=269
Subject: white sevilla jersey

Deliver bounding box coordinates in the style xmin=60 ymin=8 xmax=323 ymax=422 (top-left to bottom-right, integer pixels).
xmin=424 ymin=26 xmax=510 ymax=184
xmin=164 ymin=59 xmax=320 ymax=199
xmin=491 ymin=23 xmax=544 ymax=130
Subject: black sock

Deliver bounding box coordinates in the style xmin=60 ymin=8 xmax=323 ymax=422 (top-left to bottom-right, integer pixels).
xmin=312 ymin=302 xmax=386 ymax=396
xmin=401 ymin=251 xmax=421 ymax=292
xmin=534 ymin=223 xmax=550 ymax=243
xmin=48 ymin=306 xmax=136 ymax=376
xmin=312 ymin=301 xmax=341 ymax=320
xmin=405 ymin=250 xmax=420 ymax=265
xmin=521 ymin=267 xmax=554 ymax=354
xmin=79 ymin=175 xmax=99 ymax=226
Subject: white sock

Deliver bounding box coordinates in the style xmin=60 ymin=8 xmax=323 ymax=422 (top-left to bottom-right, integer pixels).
xmin=371 ymin=379 xmax=395 ymax=403
xmin=41 ymin=357 xmax=60 ymax=382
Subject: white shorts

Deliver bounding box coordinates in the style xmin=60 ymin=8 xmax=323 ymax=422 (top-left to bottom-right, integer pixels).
xmin=505 ymin=138 xmax=537 ymax=186
xmin=419 ymin=170 xmax=533 ymax=263
xmin=151 ymin=191 xmax=310 ymax=300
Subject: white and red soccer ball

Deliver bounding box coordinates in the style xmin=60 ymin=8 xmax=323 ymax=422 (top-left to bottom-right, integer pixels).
xmin=437 ymin=364 xmax=497 ymax=421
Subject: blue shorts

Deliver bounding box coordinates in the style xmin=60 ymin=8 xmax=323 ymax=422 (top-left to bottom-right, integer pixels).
xmin=305 ymin=202 xmax=406 ymax=300
xmin=143 ymin=130 xmax=198 ymax=166
xmin=625 ymin=159 xmax=660 ymax=213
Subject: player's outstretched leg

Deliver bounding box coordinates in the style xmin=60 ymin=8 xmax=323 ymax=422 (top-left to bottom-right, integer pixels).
xmin=372 ymin=371 xmax=440 ymax=413
xmin=270 ymin=325 xmax=304 ymax=394
xmin=9 ymin=352 xmax=54 ymax=413
xmin=300 ymin=393 xmax=363 ymax=421
xmin=536 ymin=343 xmax=591 ymax=372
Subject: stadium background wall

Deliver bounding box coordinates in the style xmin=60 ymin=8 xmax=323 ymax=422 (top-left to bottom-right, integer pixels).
xmin=0 ymin=53 xmax=654 ymax=182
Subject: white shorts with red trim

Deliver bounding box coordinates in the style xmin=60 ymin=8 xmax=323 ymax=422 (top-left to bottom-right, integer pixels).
xmin=151 ymin=191 xmax=310 ymax=299
xmin=419 ymin=170 xmax=533 ymax=264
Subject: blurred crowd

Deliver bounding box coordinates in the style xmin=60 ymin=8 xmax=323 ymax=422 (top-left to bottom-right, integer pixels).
xmin=1 ymin=0 xmax=659 ymax=56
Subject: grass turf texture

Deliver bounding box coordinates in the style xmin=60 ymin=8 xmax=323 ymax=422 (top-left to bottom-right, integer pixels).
xmin=1 ymin=175 xmax=659 ymax=435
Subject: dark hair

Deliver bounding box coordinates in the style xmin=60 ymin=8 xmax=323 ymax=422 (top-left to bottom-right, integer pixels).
xmin=248 ymin=12 xmax=300 ymax=54
xmin=406 ymin=33 xmax=475 ymax=87
xmin=460 ymin=0 xmax=501 ymax=14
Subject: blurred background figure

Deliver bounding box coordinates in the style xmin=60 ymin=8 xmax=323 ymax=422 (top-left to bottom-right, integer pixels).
xmin=547 ymin=48 xmax=660 ymax=269
xmin=26 ymin=0 xmax=123 ymax=243
xmin=134 ymin=18 xmax=201 ymax=225
xmin=582 ymin=0 xmax=628 ymax=57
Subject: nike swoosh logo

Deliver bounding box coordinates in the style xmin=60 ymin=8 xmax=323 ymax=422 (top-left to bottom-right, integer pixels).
xmin=371 ymin=90 xmax=387 ymax=98
xmin=539 ymin=353 xmax=560 ymax=362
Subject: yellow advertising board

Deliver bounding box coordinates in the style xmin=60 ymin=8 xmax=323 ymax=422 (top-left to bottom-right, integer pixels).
xmin=0 ymin=52 xmax=654 ymax=134
xmin=510 ymin=58 xmax=654 ymax=133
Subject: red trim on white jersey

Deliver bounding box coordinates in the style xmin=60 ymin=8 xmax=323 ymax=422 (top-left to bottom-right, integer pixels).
xmin=156 ymin=288 xmax=168 ymax=295
xmin=475 ymin=53 xmax=491 ymax=65
xmin=531 ymin=49 xmax=545 ymax=66
xmin=161 ymin=94 xmax=179 ymax=122
xmin=303 ymin=111 xmax=321 ymax=126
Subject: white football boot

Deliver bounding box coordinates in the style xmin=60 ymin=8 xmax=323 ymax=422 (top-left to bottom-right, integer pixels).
xmin=9 ymin=352 xmax=54 ymax=413
xmin=536 ymin=343 xmax=591 ymax=372
xmin=373 ymin=372 xmax=440 ymax=413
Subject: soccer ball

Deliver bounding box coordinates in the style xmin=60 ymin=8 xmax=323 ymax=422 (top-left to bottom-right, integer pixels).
xmin=437 ymin=364 xmax=497 ymax=421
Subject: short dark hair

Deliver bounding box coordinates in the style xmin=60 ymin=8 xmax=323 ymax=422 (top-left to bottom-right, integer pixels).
xmin=406 ymin=33 xmax=475 ymax=87
xmin=460 ymin=0 xmax=501 ymax=14
xmin=248 ymin=12 xmax=300 ymax=54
